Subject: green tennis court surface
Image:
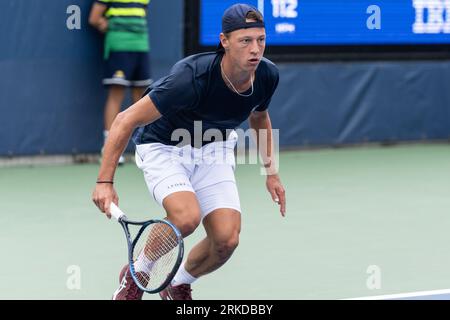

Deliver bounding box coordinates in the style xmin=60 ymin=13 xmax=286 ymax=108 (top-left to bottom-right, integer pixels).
xmin=1 ymin=144 xmax=449 ymax=299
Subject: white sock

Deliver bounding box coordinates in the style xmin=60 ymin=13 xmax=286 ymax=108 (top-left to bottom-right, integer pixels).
xmin=171 ymin=262 xmax=197 ymax=286
xmin=134 ymin=251 xmax=155 ymax=274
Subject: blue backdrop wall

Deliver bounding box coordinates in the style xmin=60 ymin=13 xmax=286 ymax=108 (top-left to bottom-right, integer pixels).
xmin=273 ymin=61 xmax=450 ymax=148
xmin=0 ymin=0 xmax=449 ymax=156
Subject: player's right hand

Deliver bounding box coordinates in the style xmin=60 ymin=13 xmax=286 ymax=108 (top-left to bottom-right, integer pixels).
xmin=92 ymin=184 xmax=118 ymax=219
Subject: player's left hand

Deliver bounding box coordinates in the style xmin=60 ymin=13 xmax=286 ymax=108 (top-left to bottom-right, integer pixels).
xmin=266 ymin=174 xmax=286 ymax=217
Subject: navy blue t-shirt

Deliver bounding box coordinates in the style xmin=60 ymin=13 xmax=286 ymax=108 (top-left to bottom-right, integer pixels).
xmin=132 ymin=52 xmax=279 ymax=147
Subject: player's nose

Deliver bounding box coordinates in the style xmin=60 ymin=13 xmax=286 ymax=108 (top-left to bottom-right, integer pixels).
xmin=249 ymin=40 xmax=260 ymax=54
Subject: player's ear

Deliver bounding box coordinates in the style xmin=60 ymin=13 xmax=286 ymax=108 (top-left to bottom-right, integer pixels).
xmin=219 ymin=32 xmax=230 ymax=50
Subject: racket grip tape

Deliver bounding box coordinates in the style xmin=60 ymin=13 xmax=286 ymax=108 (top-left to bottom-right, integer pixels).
xmin=110 ymin=203 xmax=125 ymax=221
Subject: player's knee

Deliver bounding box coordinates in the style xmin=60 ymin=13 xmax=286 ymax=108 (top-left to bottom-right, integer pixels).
xmin=214 ymin=234 xmax=239 ymax=261
xmin=166 ymin=200 xmax=201 ymax=237
xmin=177 ymin=219 xmax=200 ymax=237
xmin=168 ymin=208 xmax=201 ymax=237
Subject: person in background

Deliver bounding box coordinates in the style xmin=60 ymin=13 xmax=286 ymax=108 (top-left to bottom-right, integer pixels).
xmin=89 ymin=0 xmax=153 ymax=164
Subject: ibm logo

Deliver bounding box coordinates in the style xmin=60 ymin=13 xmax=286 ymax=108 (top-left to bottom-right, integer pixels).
xmin=413 ymin=0 xmax=450 ymax=33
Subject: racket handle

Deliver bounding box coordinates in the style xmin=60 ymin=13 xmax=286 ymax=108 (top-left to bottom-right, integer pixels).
xmin=110 ymin=202 xmax=125 ymax=221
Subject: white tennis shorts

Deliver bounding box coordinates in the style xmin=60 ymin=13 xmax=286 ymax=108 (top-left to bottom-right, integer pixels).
xmin=135 ymin=130 xmax=241 ymax=219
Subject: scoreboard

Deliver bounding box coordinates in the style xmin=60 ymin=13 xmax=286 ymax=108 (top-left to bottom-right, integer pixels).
xmin=185 ymin=0 xmax=450 ymax=59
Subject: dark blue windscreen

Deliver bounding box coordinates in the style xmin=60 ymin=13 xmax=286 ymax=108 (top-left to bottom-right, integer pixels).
xmin=200 ymin=0 xmax=450 ymax=46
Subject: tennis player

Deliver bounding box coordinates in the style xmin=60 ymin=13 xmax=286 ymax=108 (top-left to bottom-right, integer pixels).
xmin=92 ymin=3 xmax=286 ymax=300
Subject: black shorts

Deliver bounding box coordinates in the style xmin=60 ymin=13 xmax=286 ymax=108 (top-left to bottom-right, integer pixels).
xmin=103 ymin=51 xmax=152 ymax=87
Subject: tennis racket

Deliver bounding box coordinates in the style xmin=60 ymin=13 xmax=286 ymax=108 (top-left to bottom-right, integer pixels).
xmin=109 ymin=203 xmax=184 ymax=293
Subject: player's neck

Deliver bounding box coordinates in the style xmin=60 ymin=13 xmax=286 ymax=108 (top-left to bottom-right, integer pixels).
xmin=221 ymin=56 xmax=253 ymax=88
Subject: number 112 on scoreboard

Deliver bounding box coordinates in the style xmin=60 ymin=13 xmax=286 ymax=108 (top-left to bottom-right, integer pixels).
xmin=270 ymin=0 xmax=298 ymax=18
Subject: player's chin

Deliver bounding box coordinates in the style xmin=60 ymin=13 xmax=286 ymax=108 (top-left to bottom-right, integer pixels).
xmin=246 ymin=59 xmax=261 ymax=69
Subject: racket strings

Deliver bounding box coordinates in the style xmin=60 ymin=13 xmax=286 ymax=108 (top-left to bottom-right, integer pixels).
xmin=132 ymin=222 xmax=181 ymax=290
xmin=144 ymin=224 xmax=178 ymax=260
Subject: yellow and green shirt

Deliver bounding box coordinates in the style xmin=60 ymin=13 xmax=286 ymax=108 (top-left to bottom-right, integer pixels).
xmin=96 ymin=0 xmax=150 ymax=59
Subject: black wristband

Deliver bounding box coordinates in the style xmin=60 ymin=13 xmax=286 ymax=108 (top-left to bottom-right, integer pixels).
xmin=96 ymin=181 xmax=114 ymax=184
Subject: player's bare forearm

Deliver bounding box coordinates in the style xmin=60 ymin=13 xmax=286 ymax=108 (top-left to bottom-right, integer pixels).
xmin=248 ymin=110 xmax=276 ymax=175
xmin=92 ymin=114 xmax=133 ymax=216
xmin=98 ymin=96 xmax=161 ymax=180
xmin=249 ymin=111 xmax=286 ymax=216
xmin=92 ymin=96 xmax=161 ymax=216
xmin=97 ymin=116 xmax=133 ymax=181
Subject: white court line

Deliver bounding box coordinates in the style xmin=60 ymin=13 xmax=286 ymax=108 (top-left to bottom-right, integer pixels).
xmin=344 ymin=288 xmax=450 ymax=300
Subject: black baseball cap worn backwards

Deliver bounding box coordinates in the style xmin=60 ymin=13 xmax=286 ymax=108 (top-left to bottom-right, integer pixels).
xmin=217 ymin=3 xmax=265 ymax=51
